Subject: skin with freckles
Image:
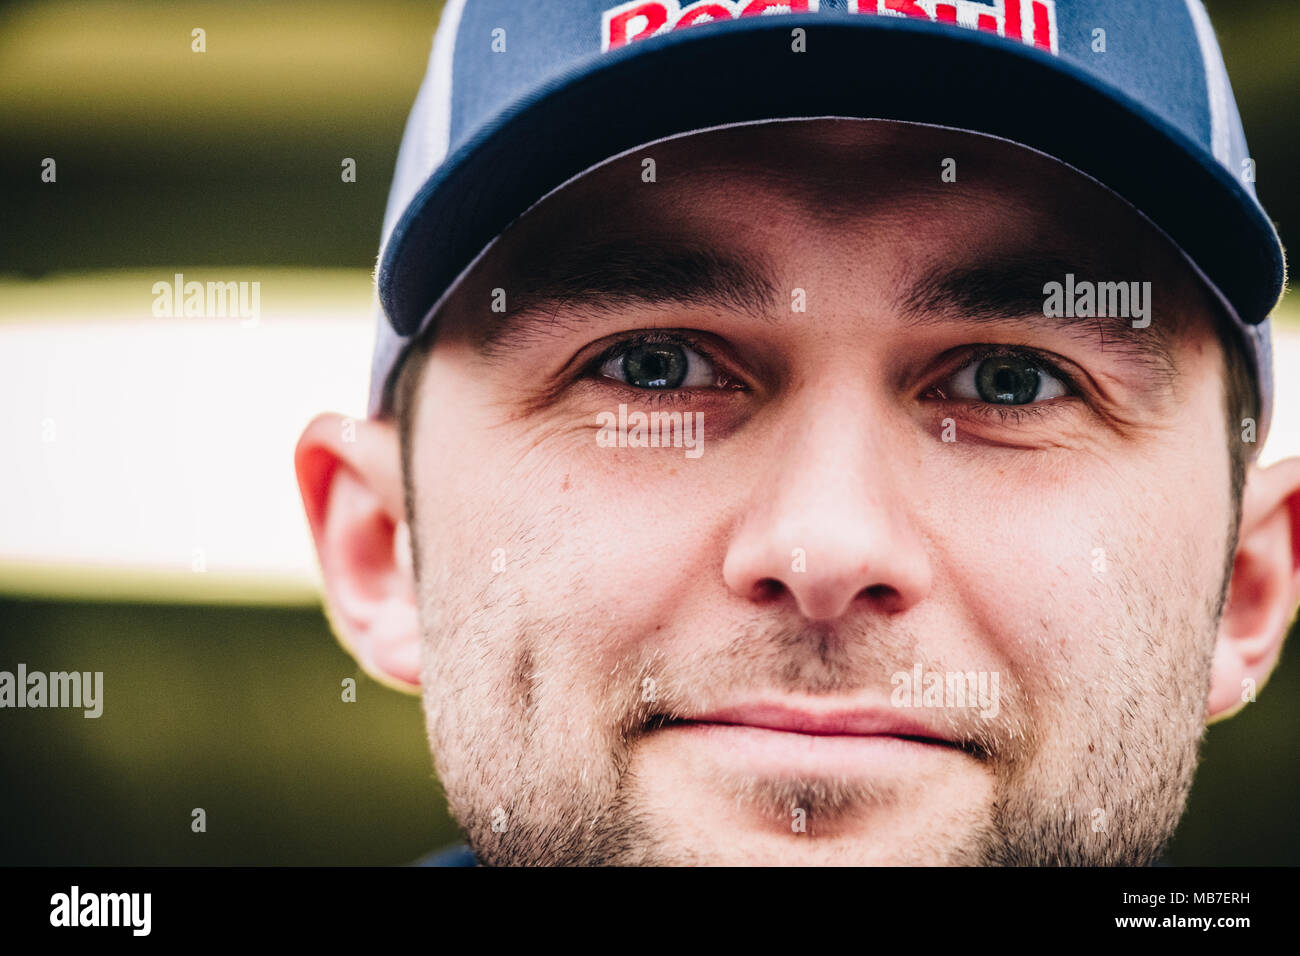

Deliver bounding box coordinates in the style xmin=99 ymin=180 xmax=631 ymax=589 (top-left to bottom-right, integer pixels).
xmin=295 ymin=119 xmax=1300 ymax=865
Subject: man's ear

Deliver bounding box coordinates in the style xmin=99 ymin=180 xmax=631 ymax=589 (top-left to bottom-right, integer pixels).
xmin=1207 ymin=456 xmax=1300 ymax=722
xmin=294 ymin=412 xmax=421 ymax=694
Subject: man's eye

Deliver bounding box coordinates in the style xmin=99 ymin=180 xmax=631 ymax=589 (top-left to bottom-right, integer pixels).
xmin=944 ymin=350 xmax=1069 ymax=405
xmin=598 ymin=340 xmax=717 ymax=389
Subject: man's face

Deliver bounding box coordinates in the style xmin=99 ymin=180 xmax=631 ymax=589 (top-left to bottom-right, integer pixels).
xmin=403 ymin=119 xmax=1233 ymax=865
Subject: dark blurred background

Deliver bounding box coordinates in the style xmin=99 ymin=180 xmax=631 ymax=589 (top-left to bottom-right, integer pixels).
xmin=0 ymin=0 xmax=1296 ymax=864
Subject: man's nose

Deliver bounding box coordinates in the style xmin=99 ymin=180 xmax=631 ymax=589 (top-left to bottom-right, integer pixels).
xmin=721 ymin=389 xmax=932 ymax=622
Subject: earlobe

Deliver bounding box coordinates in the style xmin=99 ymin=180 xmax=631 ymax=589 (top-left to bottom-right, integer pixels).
xmin=294 ymin=412 xmax=423 ymax=694
xmin=1207 ymin=456 xmax=1300 ymax=722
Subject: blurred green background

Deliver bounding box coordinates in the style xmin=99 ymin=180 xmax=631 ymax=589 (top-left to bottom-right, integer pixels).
xmin=0 ymin=0 xmax=1297 ymax=864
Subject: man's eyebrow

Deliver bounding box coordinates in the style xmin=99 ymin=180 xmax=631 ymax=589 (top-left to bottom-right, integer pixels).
xmin=476 ymin=239 xmax=780 ymax=356
xmin=898 ymin=253 xmax=1179 ymax=376
xmin=477 ymin=242 xmax=1180 ymax=379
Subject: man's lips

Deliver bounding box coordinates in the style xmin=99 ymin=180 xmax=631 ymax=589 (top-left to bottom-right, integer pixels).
xmin=666 ymin=703 xmax=960 ymax=747
xmin=650 ymin=703 xmax=971 ymax=777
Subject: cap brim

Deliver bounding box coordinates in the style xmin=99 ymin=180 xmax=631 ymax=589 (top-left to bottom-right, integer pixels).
xmin=379 ymin=13 xmax=1284 ymax=343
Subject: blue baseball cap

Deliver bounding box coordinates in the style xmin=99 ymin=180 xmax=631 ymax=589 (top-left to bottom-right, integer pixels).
xmin=368 ymin=0 xmax=1285 ymax=445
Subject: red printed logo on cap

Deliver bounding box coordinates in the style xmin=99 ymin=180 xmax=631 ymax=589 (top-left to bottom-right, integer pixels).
xmin=601 ymin=0 xmax=1058 ymax=56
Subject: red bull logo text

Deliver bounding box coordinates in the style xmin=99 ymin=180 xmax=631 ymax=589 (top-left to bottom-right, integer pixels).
xmin=601 ymin=0 xmax=1058 ymax=55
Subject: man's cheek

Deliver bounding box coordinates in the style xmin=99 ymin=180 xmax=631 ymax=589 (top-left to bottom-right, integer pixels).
xmin=921 ymin=457 xmax=1128 ymax=661
xmin=425 ymin=453 xmax=719 ymax=669
xmin=548 ymin=486 xmax=728 ymax=665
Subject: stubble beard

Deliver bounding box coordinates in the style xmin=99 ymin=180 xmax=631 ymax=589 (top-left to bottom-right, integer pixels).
xmin=416 ymin=526 xmax=1222 ymax=866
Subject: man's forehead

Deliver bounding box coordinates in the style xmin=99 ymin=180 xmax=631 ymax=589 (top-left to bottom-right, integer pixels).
xmin=441 ymin=119 xmax=1204 ymax=371
xmin=485 ymin=120 xmax=1171 ymax=277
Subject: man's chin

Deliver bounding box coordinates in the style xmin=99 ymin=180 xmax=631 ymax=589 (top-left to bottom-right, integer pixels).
xmin=622 ymin=741 xmax=1000 ymax=865
xmin=595 ymin=806 xmax=1001 ymax=866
